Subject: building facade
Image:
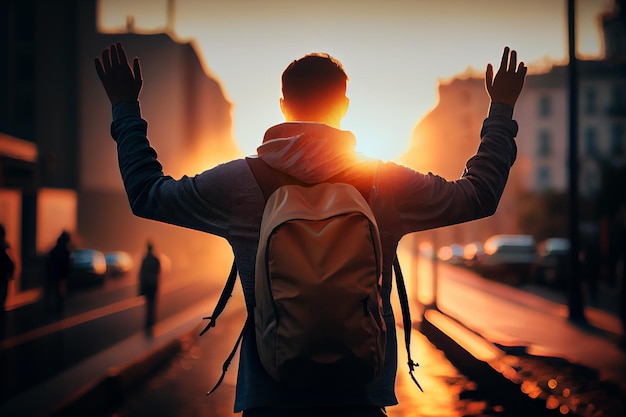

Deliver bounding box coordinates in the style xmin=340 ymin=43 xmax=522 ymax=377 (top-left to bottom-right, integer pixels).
xmin=0 ymin=0 xmax=239 ymax=298
xmin=400 ymin=0 xmax=625 ymax=248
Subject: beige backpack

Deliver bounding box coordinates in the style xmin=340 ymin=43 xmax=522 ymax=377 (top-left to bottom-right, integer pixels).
xmin=201 ymin=157 xmax=421 ymax=394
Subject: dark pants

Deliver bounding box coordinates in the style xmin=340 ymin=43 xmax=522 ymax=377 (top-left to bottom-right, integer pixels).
xmin=45 ymin=280 xmax=65 ymax=313
xmin=242 ymin=406 xmax=387 ymax=417
xmin=145 ymin=294 xmax=157 ymax=329
xmin=0 ymin=278 xmax=8 ymax=312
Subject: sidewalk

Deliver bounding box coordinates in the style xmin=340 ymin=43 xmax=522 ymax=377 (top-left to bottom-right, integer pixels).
xmin=418 ymin=262 xmax=625 ymax=417
xmin=1 ymin=263 xmax=624 ymax=417
xmin=0 ymin=296 xmax=213 ymax=417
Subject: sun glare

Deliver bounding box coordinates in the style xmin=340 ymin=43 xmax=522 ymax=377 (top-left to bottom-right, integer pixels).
xmin=98 ymin=0 xmax=611 ymax=163
xmin=347 ymin=116 xmax=417 ymax=162
xmin=353 ymin=137 xmax=396 ymax=162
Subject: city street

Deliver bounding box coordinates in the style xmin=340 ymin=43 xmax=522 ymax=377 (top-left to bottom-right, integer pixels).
xmin=107 ymin=247 xmax=626 ymax=417
xmin=110 ymin=294 xmax=481 ymax=417
xmin=3 ymin=256 xmax=479 ymax=416
xmin=0 ymin=248 xmax=624 ymax=417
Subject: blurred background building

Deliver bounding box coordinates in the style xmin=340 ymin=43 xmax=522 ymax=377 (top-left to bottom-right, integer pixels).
xmin=0 ymin=0 xmax=239 ymax=301
xmin=401 ymin=0 xmax=625 ymax=272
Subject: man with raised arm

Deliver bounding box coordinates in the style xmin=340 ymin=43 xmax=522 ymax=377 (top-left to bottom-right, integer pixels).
xmin=95 ymin=44 xmax=526 ymax=416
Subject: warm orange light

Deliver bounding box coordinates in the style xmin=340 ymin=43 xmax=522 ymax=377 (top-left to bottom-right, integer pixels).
xmin=418 ymin=241 xmax=434 ymax=258
xmin=463 ymin=242 xmax=479 ymax=260
xmin=437 ymin=246 xmax=453 ymax=262
xmin=424 ymin=309 xmax=501 ymax=362
xmin=37 ymin=188 xmax=77 ymax=253
xmin=546 ymin=396 xmax=560 ymax=409
xmin=484 ymin=238 xmax=498 ymax=255
xmin=0 ymin=133 xmax=38 ymax=162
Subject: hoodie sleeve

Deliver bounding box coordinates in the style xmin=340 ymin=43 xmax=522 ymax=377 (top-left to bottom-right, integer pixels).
xmin=110 ymin=101 xmax=242 ymax=238
xmin=387 ymin=102 xmax=518 ymax=235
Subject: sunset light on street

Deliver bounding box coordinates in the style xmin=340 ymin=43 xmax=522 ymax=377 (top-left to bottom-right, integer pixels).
xmin=1 ymin=0 xmax=625 ymax=416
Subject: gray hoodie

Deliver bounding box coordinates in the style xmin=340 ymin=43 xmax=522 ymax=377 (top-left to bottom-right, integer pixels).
xmin=111 ymin=100 xmax=518 ymax=412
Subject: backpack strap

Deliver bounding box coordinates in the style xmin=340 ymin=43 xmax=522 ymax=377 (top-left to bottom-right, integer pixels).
xmin=206 ymin=316 xmax=252 ymax=395
xmin=246 ymin=156 xmax=306 ymax=199
xmin=203 ymin=157 xmax=288 ymax=395
xmin=199 ymin=261 xmax=238 ymax=336
xmin=200 ymin=157 xmax=274 ymax=337
xmin=245 ymin=156 xmax=278 ymax=200
xmin=201 ymin=261 xmax=250 ymax=395
xmin=394 ymin=255 xmax=424 ymax=392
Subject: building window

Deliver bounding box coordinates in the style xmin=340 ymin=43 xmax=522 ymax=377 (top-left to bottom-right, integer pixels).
xmin=536 ymin=166 xmax=551 ymax=190
xmin=610 ymin=124 xmax=624 ymax=156
xmin=584 ymin=87 xmax=597 ymax=115
xmin=537 ymin=129 xmax=552 ymax=157
xmin=538 ymin=95 xmax=551 ymax=118
xmin=582 ymin=168 xmax=600 ymax=196
xmin=612 ymin=85 xmax=625 ymax=107
xmin=609 ymin=85 xmax=626 ymax=116
xmin=584 ymin=126 xmax=598 ymax=157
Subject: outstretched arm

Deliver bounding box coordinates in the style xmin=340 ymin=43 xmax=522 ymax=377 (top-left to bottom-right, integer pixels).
xmin=485 ymin=46 xmax=527 ymax=109
xmin=95 ymin=42 xmax=233 ymax=237
xmin=394 ymin=47 xmax=526 ymax=234
xmin=95 ymin=42 xmax=143 ymax=106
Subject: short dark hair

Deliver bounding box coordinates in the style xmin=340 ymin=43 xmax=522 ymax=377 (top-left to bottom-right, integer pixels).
xmin=281 ymin=53 xmax=348 ymax=114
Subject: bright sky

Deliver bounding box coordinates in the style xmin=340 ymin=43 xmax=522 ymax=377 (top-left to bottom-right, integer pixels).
xmin=99 ymin=0 xmax=614 ymax=161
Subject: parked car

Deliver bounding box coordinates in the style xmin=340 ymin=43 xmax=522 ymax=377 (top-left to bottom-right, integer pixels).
xmin=104 ymin=251 xmax=134 ymax=276
xmin=477 ymin=234 xmax=537 ymax=283
xmin=534 ymin=238 xmax=569 ymax=287
xmin=69 ymin=248 xmax=107 ymax=289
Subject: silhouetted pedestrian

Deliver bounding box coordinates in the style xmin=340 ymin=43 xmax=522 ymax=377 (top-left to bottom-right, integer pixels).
xmin=44 ymin=231 xmax=72 ymax=314
xmin=139 ymin=240 xmax=161 ymax=332
xmin=0 ymin=224 xmax=15 ymax=313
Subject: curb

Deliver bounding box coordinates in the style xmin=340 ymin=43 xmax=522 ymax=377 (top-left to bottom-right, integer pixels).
xmin=420 ymin=308 xmax=582 ymax=417
xmin=48 ymin=328 xmax=198 ymax=417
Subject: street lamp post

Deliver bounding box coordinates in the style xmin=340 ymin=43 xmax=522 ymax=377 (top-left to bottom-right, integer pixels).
xmin=566 ymin=0 xmax=587 ymax=322
xmin=429 ymin=229 xmax=439 ymax=311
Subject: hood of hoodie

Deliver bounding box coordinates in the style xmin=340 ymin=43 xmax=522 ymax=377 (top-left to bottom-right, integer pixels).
xmin=256 ymin=122 xmax=368 ymax=184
